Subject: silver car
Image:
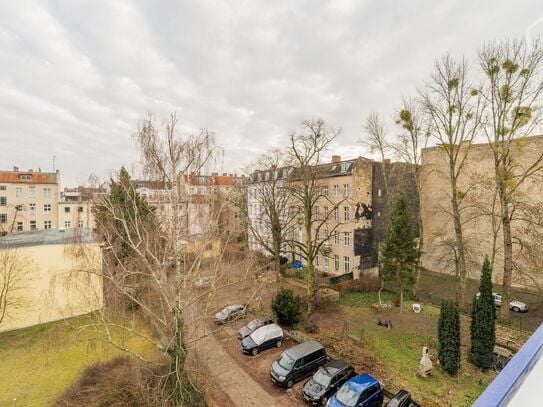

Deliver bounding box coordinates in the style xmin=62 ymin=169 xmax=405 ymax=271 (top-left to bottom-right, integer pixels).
xmin=214 ymin=304 xmax=247 ymax=324
xmin=476 ymin=292 xmax=528 ymax=312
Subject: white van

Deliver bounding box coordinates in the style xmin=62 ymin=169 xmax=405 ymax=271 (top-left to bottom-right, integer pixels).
xmin=240 ymin=323 xmax=283 ymax=356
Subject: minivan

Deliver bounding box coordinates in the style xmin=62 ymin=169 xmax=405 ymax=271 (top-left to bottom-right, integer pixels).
xmin=270 ymin=340 xmax=327 ymax=388
xmin=241 ymin=323 xmax=283 ymax=356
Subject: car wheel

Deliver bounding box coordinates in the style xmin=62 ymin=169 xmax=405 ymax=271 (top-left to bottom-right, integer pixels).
xmin=276 ymin=340 xmax=282 ymax=348
xmin=252 ymin=348 xmax=259 ymax=356
xmin=286 ymin=378 xmax=294 ymax=388
xmin=512 ymin=306 xmax=520 ymax=313
xmin=320 ymin=396 xmax=328 ymax=406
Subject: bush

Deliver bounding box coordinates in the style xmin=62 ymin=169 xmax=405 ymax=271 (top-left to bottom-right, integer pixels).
xmin=438 ymin=300 xmax=461 ymax=375
xmin=272 ymin=288 xmax=302 ymax=326
xmin=56 ymin=357 xmax=206 ymax=407
xmin=333 ymin=275 xmax=381 ymax=294
xmin=279 ymin=256 xmax=289 ymax=265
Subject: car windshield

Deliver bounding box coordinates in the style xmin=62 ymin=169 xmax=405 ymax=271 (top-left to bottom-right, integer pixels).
xmin=335 ymin=383 xmax=359 ymax=407
xmin=312 ymin=368 xmax=332 ymax=387
xmin=277 ymin=353 xmax=295 ymax=370
xmin=247 ymin=321 xmax=258 ymax=330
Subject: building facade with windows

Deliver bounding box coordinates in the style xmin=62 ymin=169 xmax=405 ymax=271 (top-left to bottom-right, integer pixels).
xmin=0 ymin=167 xmax=60 ymax=235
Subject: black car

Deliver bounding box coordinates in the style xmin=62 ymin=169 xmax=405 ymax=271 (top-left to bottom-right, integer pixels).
xmin=238 ymin=316 xmax=273 ymax=340
xmin=270 ymin=340 xmax=327 ymax=388
xmin=302 ymin=360 xmax=356 ymax=406
xmin=386 ymin=389 xmax=420 ymax=407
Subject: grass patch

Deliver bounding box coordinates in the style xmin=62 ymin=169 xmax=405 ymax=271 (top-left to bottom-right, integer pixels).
xmin=0 ymin=314 xmax=157 ymax=407
xmin=339 ymin=290 xmax=395 ymax=307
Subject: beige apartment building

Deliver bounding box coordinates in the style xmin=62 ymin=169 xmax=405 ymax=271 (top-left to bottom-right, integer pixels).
xmin=0 ymin=167 xmax=60 ymax=234
xmin=420 ymin=136 xmax=543 ymax=290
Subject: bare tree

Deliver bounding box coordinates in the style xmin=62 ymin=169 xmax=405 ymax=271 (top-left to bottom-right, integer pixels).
xmin=420 ymin=54 xmax=482 ymax=309
xmin=286 ymin=119 xmax=343 ymax=319
xmin=363 ymin=112 xmax=391 ymax=195
xmin=88 ymin=113 xmax=223 ymax=404
xmin=478 ymin=38 xmax=543 ymax=321
xmin=239 ymin=148 xmax=296 ymax=281
xmin=393 ymin=98 xmax=429 ymax=294
xmin=0 ymin=249 xmax=32 ymax=328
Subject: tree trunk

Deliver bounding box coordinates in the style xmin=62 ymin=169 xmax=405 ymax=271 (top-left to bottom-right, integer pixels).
xmin=399 ymin=283 xmax=404 ymax=313
xmin=450 ymin=172 xmax=468 ymax=310
xmin=497 ymin=174 xmax=512 ymax=323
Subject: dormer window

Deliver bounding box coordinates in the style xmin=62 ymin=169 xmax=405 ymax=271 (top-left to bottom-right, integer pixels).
xmin=19 ymin=174 xmax=32 ymax=180
xmin=341 ymin=162 xmax=348 ymax=173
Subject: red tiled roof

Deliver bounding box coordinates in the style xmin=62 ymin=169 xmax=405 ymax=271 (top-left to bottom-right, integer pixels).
xmin=0 ymin=171 xmax=58 ymax=184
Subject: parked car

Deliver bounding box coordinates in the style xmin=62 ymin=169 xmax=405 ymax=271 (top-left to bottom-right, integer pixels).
xmin=327 ymin=373 xmax=383 ymax=407
xmin=214 ymin=304 xmax=247 ymax=324
xmin=238 ymin=316 xmax=273 ymax=340
xmin=241 ymin=323 xmax=283 ymax=356
xmin=270 ymin=340 xmax=327 ymax=388
xmin=302 ymin=360 xmax=356 ymax=406
xmin=385 ymin=390 xmax=420 ymax=407
xmin=476 ymin=292 xmax=528 ymax=312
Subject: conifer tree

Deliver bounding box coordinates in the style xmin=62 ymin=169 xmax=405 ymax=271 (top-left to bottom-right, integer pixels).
xmin=470 ymin=256 xmax=496 ymax=369
xmin=438 ymin=300 xmax=461 ymax=375
xmin=379 ymin=190 xmax=419 ymax=312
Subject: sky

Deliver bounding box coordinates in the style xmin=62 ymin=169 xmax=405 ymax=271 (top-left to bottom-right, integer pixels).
xmin=1 ymin=0 xmax=542 ymax=186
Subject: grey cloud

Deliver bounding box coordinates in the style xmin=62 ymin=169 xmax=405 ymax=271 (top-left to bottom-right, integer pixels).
xmin=0 ymin=0 xmax=541 ymax=184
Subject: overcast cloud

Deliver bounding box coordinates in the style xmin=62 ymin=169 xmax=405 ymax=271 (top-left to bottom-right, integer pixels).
xmin=1 ymin=0 xmax=542 ymax=186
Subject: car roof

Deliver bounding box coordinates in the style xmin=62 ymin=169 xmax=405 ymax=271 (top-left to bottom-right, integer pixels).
xmin=254 ymin=316 xmax=272 ymax=323
xmin=322 ymin=359 xmax=350 ymax=375
xmin=285 ymin=340 xmax=324 ymax=358
xmin=345 ymin=373 xmax=379 ymax=393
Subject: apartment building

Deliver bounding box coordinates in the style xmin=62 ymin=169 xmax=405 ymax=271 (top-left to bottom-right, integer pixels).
xmin=0 ymin=167 xmax=60 ymax=235
xmin=58 ymin=186 xmax=106 ymax=230
xmin=247 ymin=166 xmax=291 ymax=255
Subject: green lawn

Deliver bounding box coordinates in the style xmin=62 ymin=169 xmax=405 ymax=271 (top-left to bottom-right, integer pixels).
xmin=339 ymin=290 xmax=396 ymax=307
xmin=0 ymin=315 xmax=157 ymax=407
xmin=340 ymin=300 xmax=495 ymax=407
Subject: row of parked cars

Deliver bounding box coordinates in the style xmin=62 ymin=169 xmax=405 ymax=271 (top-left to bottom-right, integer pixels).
xmin=218 ymin=307 xmax=418 ymax=407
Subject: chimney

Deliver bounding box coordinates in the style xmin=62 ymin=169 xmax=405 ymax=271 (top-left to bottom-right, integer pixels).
xmin=222 ymin=172 xmax=227 ymax=176
xmin=331 ymin=155 xmax=341 ymax=163
xmin=28 ymin=169 xmax=33 ymax=172
xmin=211 ymin=172 xmax=218 ymax=176
xmin=13 ymin=166 xmax=19 ymax=171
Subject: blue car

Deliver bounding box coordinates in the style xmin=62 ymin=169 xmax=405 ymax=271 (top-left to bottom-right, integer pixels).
xmin=327 ymin=373 xmax=383 ymax=407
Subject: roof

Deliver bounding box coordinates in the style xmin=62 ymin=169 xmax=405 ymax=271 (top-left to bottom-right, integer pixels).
xmin=0 ymin=228 xmax=96 ymax=249
xmin=285 ymin=340 xmax=324 ymax=358
xmin=0 ymin=170 xmax=58 ymax=184
xmin=287 ymin=158 xmax=366 ymax=181
xmin=346 ymin=373 xmax=379 ymax=393
xmin=322 ymin=359 xmax=350 ymax=375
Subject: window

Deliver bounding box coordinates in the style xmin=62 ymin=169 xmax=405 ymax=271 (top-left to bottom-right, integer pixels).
xmin=19 ymin=174 xmax=32 ymax=180
xmin=30 ymin=220 xmax=36 ymax=230
xmin=43 ymin=188 xmax=51 ymax=197
xmin=29 ymin=186 xmax=36 ymax=197
xmin=324 ymin=206 xmax=329 ymax=219
xmin=29 ymin=203 xmax=36 ymax=213
xmin=78 ymin=206 xmax=83 ymax=213
xmin=344 ymin=232 xmax=350 ymax=246
xmin=315 ymin=206 xmax=320 ymax=218
xmin=64 ymin=207 xmax=70 ymax=213
xmin=16 ymin=222 xmax=23 ymax=231
xmin=44 ymin=220 xmax=52 ymax=229
xmin=79 ymin=220 xmax=84 ymax=228
xmin=344 ymin=256 xmax=350 ymax=272
xmin=65 ymin=221 xmax=71 ymax=228
xmin=378 ymin=189 xmax=382 ymax=197
xmin=334 ymin=231 xmax=339 ymax=245
xmin=0 ymin=214 xmax=7 ymax=223
xmin=344 ymin=206 xmax=350 ymax=222
xmin=333 ymin=185 xmax=339 ymax=197
xmin=334 ymin=207 xmax=339 ymax=221
xmin=315 ymin=255 xmax=319 ymax=266
xmin=44 ymin=204 xmax=51 ymax=213
xmin=377 ymin=211 xmax=381 ymax=217
xmin=0 ymin=185 xmax=5 ymax=190
xmin=343 ymin=184 xmax=350 ymax=197
xmin=322 ymin=185 xmax=328 ymax=196
xmin=15 ymin=187 xmax=22 ymax=197
xmin=334 ymin=255 xmax=340 ymax=271
xmin=0 ymin=197 xmax=6 ymax=206
xmin=324 ymin=257 xmax=329 ymax=271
